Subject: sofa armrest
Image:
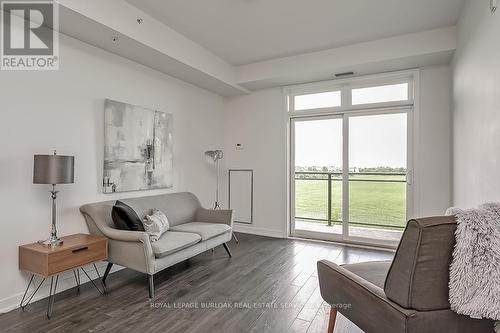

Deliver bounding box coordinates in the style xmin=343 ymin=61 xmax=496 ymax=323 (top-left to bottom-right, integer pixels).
xmin=101 ymin=225 xmax=150 ymax=243
xmin=81 ymin=211 xmax=150 ymax=243
xmin=195 ymin=208 xmax=233 ymax=227
xmin=80 ymin=206 xmax=154 ymax=274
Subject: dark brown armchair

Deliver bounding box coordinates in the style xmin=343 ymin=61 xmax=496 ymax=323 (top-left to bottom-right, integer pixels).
xmin=317 ymin=216 xmax=494 ymax=333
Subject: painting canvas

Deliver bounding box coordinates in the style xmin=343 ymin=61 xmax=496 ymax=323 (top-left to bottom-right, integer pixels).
xmin=103 ymin=99 xmax=173 ymax=193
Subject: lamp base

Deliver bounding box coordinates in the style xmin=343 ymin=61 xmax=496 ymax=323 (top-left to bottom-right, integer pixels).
xmin=38 ymin=236 xmax=64 ymax=247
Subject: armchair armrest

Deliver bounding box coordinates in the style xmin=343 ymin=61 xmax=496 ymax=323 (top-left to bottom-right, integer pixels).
xmin=195 ymin=208 xmax=233 ymax=227
xmin=317 ymin=260 xmax=389 ymax=305
xmin=317 ymin=260 xmax=415 ymax=333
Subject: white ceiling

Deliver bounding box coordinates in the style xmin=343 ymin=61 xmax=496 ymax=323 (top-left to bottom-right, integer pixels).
xmin=124 ymin=0 xmax=464 ymax=66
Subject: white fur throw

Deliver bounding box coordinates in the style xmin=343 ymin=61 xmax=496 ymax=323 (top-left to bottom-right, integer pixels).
xmin=446 ymin=203 xmax=500 ymax=332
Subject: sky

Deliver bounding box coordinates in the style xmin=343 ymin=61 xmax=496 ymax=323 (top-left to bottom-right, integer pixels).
xmin=294 ymin=113 xmax=407 ymax=168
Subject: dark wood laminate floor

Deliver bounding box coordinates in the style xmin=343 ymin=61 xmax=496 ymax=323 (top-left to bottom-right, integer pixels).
xmin=1 ymin=233 xmax=393 ymax=333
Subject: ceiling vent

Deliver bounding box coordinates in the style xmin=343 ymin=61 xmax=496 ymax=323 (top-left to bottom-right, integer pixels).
xmin=334 ymin=71 xmax=354 ymax=78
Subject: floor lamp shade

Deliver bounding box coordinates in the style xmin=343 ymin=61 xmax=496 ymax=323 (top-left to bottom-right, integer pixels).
xmin=33 ymin=155 xmax=75 ymax=184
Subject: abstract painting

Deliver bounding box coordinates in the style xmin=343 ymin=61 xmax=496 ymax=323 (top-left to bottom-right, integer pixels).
xmin=103 ymin=99 xmax=173 ymax=193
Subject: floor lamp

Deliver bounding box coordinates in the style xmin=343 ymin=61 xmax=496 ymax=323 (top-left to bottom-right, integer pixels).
xmin=205 ymin=150 xmax=223 ymax=209
xmin=204 ymin=150 xmax=238 ymax=243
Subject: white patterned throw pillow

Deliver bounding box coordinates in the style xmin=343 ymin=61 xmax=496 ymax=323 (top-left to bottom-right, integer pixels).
xmin=143 ymin=209 xmax=170 ymax=242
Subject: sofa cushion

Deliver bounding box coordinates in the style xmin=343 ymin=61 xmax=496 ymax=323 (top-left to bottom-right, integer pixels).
xmin=152 ymin=231 xmax=201 ymax=258
xmin=170 ymin=222 xmax=231 ymax=241
xmin=342 ymin=261 xmax=392 ymax=289
xmin=111 ymin=200 xmax=145 ymax=231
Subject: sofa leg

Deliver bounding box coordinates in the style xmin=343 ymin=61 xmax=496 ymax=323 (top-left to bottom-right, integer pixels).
xmin=328 ymin=307 xmax=337 ymax=333
xmin=222 ymin=243 xmax=232 ymax=257
xmin=102 ymin=263 xmax=113 ymax=285
xmin=148 ymin=274 xmax=154 ymax=299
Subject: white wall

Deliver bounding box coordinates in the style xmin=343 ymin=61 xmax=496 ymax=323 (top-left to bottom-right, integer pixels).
xmin=418 ymin=66 xmax=453 ymax=215
xmin=223 ymin=66 xmax=452 ymax=237
xmin=222 ymin=89 xmax=287 ymax=237
xmin=452 ymin=0 xmax=500 ymax=207
xmin=0 ymin=34 xmax=224 ymax=311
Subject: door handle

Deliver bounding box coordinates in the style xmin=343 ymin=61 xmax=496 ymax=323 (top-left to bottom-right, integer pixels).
xmin=406 ymin=171 xmax=413 ymax=185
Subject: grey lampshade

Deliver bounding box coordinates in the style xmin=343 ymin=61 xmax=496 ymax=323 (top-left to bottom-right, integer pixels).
xmin=33 ymin=155 xmax=75 ymax=184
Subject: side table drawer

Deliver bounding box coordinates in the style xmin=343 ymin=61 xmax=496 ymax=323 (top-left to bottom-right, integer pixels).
xmin=48 ymin=239 xmax=107 ymax=275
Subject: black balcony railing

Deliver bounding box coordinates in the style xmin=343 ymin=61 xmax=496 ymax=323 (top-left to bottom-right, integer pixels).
xmin=295 ymin=171 xmax=407 ymax=230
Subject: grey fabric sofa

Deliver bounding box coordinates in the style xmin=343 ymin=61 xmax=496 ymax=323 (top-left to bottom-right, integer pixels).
xmin=317 ymin=216 xmax=495 ymax=333
xmin=80 ymin=192 xmax=233 ymax=298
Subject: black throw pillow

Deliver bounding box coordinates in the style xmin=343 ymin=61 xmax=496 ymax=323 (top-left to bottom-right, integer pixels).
xmin=111 ymin=200 xmax=145 ymax=231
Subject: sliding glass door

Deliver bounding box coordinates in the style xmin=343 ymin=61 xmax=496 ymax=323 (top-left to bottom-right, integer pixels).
xmin=290 ymin=110 xmax=411 ymax=247
xmin=288 ymin=71 xmax=416 ymax=247
xmin=346 ymin=112 xmax=408 ymax=244
xmin=292 ymin=116 xmax=343 ymax=236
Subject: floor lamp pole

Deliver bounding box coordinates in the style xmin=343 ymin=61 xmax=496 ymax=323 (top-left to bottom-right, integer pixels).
xmin=214 ymin=158 xmax=221 ymax=209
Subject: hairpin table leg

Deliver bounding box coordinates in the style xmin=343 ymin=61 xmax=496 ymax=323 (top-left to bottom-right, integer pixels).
xmin=73 ymin=269 xmax=80 ymax=294
xmin=93 ymin=264 xmax=107 ymax=294
xmin=19 ymin=274 xmax=34 ymax=309
xmin=80 ymin=266 xmax=106 ymax=295
xmin=20 ymin=274 xmax=45 ymax=311
xmin=46 ymin=275 xmax=59 ymax=319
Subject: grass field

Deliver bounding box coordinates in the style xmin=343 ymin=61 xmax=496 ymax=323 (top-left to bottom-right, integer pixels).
xmin=295 ymin=174 xmax=406 ymax=230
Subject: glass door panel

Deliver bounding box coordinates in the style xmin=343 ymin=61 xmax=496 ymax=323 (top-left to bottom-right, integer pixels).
xmin=293 ymin=117 xmax=343 ymax=236
xmin=291 ymin=111 xmax=410 ymax=246
xmin=347 ymin=113 xmax=407 ymax=242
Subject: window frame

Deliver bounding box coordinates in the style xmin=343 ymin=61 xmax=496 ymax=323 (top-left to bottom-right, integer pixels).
xmin=285 ymin=71 xmax=414 ymax=116
xmin=285 ymin=69 xmax=420 ymax=248
xmin=293 ymin=90 xmax=343 ymax=111
xmin=350 ymin=80 xmax=411 ymax=107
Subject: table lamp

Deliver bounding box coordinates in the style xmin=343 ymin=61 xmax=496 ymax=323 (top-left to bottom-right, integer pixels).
xmin=33 ymin=151 xmax=75 ymax=246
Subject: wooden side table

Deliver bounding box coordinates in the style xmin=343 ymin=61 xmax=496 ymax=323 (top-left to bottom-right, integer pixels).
xmin=18 ymin=233 xmax=108 ymax=318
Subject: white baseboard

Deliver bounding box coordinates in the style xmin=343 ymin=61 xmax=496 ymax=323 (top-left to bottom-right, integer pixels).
xmin=0 ymin=262 xmax=123 ymax=314
xmin=233 ymin=224 xmax=286 ymax=238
